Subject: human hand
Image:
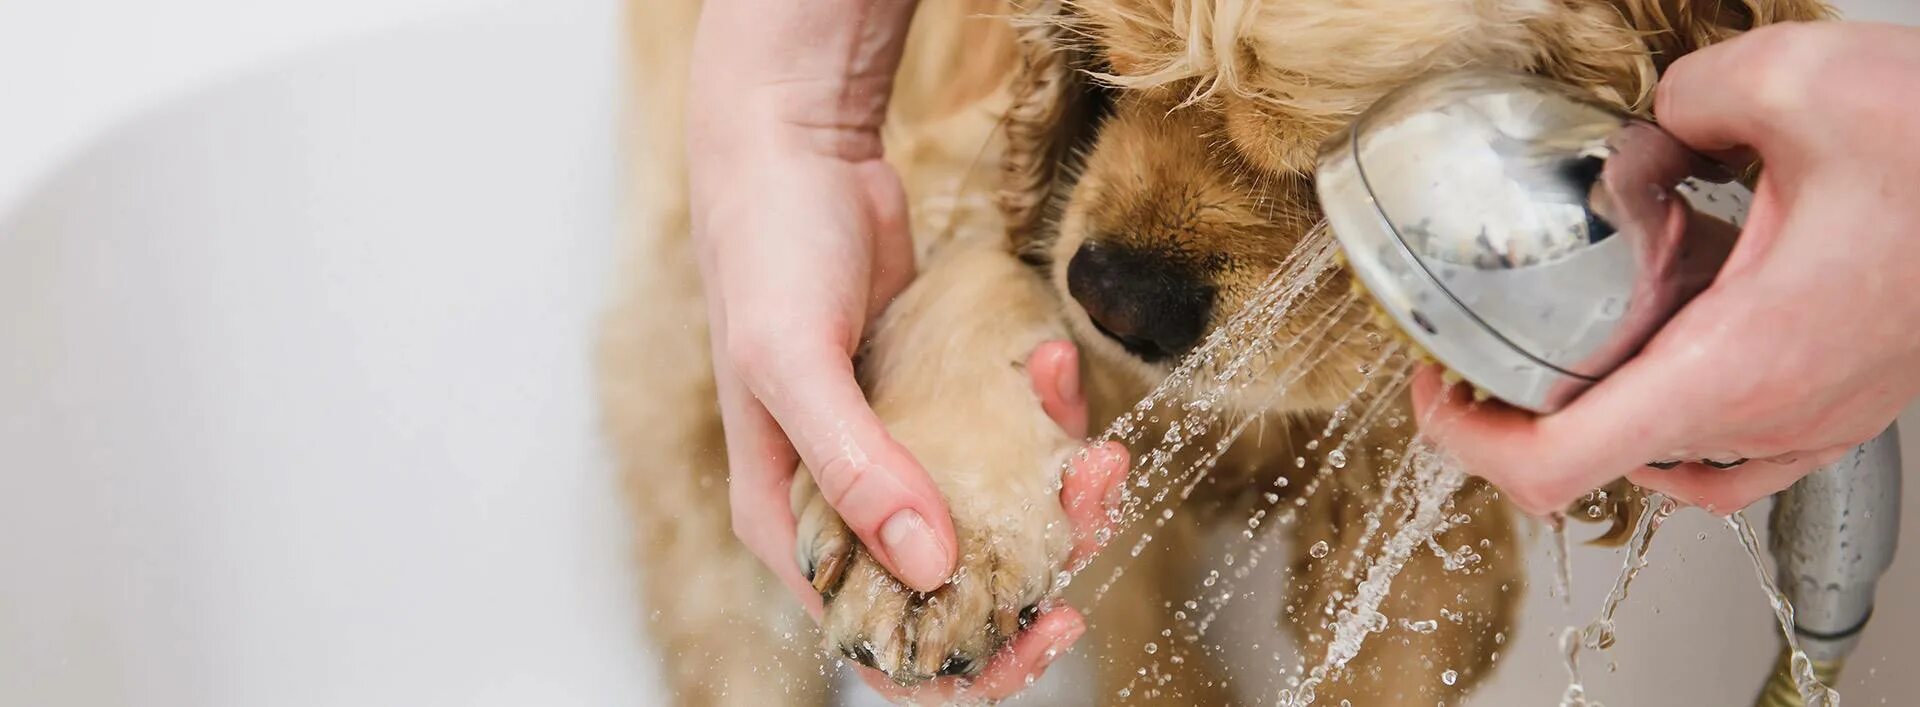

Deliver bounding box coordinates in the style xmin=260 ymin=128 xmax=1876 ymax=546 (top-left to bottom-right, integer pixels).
xmin=1413 ymin=21 xmax=1920 ymax=516
xmin=850 ymin=342 xmax=1131 ymax=703
xmin=686 ymin=0 xmax=954 ymax=610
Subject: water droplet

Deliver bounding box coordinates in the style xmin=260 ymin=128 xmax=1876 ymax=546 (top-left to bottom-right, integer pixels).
xmin=1442 ymin=669 xmax=1458 ymax=685
xmin=1309 ymin=541 xmax=1331 ymax=558
xmin=1328 ymin=450 xmax=1348 ymax=468
xmin=1144 ymin=642 xmax=1158 ymax=654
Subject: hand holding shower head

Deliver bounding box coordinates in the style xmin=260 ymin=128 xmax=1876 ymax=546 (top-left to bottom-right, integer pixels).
xmin=1315 ymin=69 xmax=1743 ymax=413
xmin=1313 ymin=69 xmax=1899 ymax=707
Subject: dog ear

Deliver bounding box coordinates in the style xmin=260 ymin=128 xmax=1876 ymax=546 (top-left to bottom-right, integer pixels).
xmin=1000 ymin=0 xmax=1114 ymax=262
xmin=1607 ymin=0 xmax=1834 ymax=73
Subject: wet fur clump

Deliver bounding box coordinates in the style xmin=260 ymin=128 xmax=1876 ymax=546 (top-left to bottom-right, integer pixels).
xmin=608 ymin=0 xmax=1828 ymax=705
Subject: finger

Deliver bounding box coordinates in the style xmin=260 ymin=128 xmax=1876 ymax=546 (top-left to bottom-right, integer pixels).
xmin=713 ymin=363 xmax=826 ymax=618
xmin=1029 ymin=340 xmax=1088 ymax=437
xmin=1411 ymin=309 xmax=1726 ymax=516
xmin=1626 ymin=446 xmax=1849 ymax=515
xmin=1063 ymin=442 xmax=1130 ymax=567
xmin=964 ymin=606 xmax=1086 ymax=699
xmin=1654 ymin=23 xmax=1816 ymax=166
xmin=741 ymin=340 xmax=957 ymax=592
xmin=1408 ymin=367 xmax=1620 ymax=516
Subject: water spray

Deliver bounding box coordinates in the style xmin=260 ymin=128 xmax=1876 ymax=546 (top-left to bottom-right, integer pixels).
xmin=1313 ymin=69 xmax=1901 ymax=706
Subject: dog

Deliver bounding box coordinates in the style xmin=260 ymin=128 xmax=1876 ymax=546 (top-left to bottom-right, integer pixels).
xmin=604 ymin=1 xmax=1829 ymax=704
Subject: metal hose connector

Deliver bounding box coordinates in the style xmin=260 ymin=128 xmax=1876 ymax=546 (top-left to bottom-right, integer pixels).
xmin=1753 ymin=650 xmax=1844 ymax=707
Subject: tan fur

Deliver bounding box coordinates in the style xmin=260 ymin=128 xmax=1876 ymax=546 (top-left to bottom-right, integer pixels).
xmin=610 ymin=0 xmax=1826 ymax=704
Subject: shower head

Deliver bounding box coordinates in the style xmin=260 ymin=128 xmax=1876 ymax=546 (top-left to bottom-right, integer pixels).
xmin=1314 ymin=70 xmax=1903 ymax=707
xmin=1314 ymin=69 xmax=1746 ymax=413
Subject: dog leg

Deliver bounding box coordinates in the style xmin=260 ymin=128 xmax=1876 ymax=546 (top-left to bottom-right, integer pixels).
xmin=791 ymin=238 xmax=1086 ymax=686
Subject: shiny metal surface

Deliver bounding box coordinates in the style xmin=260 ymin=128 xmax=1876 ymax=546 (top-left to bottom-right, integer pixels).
xmin=1315 ymin=68 xmax=1902 ymax=702
xmin=1768 ymin=425 xmax=1903 ymax=663
xmin=1316 ymin=70 xmax=1743 ymax=413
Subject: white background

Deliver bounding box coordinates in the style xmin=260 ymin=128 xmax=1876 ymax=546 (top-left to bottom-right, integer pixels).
xmin=0 ymin=0 xmax=1916 ymax=705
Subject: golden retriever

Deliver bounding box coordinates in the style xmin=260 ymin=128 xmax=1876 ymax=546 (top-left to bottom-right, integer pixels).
xmin=603 ymin=0 xmax=1828 ymax=704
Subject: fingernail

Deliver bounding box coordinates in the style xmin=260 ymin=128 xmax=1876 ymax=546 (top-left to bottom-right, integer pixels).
xmin=1057 ymin=346 xmax=1082 ymax=405
xmin=881 ymin=510 xmax=950 ymax=590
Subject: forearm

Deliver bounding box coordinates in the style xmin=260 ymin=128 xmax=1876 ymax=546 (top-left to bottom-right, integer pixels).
xmin=688 ymin=0 xmax=919 ymax=160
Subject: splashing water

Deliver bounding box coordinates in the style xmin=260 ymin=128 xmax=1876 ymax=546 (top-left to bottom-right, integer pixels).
xmin=1728 ymin=512 xmax=1842 ymax=707
xmin=1558 ymin=626 xmax=1603 ymax=707
xmin=1071 ymin=224 xmax=1461 ymax=704
xmin=1027 ymin=215 xmax=1852 ymax=707
xmin=1549 ymin=493 xmax=1677 ymax=706
xmin=1072 ymin=230 xmax=1345 ymax=596
xmin=1044 ymin=224 xmax=1501 ymax=707
xmin=1547 ymin=515 xmax=1574 ymax=609
xmin=1581 ymin=493 xmax=1677 ymax=652
xmin=1102 ymin=323 xmax=1419 ymax=701
xmin=1280 ymin=441 xmax=1469 ymax=707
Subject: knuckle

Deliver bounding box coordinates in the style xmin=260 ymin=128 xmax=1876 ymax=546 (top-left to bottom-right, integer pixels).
xmin=1730 ymin=24 xmax=1820 ymax=114
xmin=814 ymin=453 xmax=876 ymax=513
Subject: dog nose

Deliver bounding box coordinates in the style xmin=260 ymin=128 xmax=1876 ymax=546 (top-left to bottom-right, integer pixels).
xmin=1066 ymin=243 xmax=1214 ymax=362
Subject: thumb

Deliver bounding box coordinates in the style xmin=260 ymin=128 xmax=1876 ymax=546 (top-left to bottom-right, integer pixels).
xmin=744 ymin=340 xmax=957 ymax=592
xmin=1654 ymin=24 xmax=1820 ymax=169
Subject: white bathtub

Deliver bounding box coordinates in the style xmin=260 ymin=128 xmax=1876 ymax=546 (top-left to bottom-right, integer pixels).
xmin=0 ymin=2 xmax=658 ymax=705
xmin=2 ymin=1 xmax=1915 ymax=706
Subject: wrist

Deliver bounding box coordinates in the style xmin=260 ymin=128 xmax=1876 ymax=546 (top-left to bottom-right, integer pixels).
xmin=691 ymin=84 xmax=891 ymax=162
xmin=687 ymin=0 xmax=915 ymax=161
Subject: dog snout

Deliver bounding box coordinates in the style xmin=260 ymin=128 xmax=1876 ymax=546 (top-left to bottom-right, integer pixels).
xmin=1066 ymin=243 xmax=1214 ymax=362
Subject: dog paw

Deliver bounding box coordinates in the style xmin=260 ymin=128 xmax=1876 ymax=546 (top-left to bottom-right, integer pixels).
xmin=789 ymin=465 xmax=1072 ymax=686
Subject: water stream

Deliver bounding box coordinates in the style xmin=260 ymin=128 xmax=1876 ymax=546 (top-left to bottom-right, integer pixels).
xmin=1728 ymin=512 xmax=1841 ymax=707
xmin=1045 ymin=222 xmax=1845 ymax=707
xmin=1280 ymin=442 xmax=1469 ymax=707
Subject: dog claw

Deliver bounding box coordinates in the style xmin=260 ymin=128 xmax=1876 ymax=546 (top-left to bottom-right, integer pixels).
xmin=810 ymin=536 xmax=851 ymax=597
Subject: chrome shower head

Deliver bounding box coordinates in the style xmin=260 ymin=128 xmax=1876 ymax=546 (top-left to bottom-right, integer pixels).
xmin=1313 ymin=70 xmax=1903 ymax=707
xmin=1315 ymin=69 xmax=1747 ymax=413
